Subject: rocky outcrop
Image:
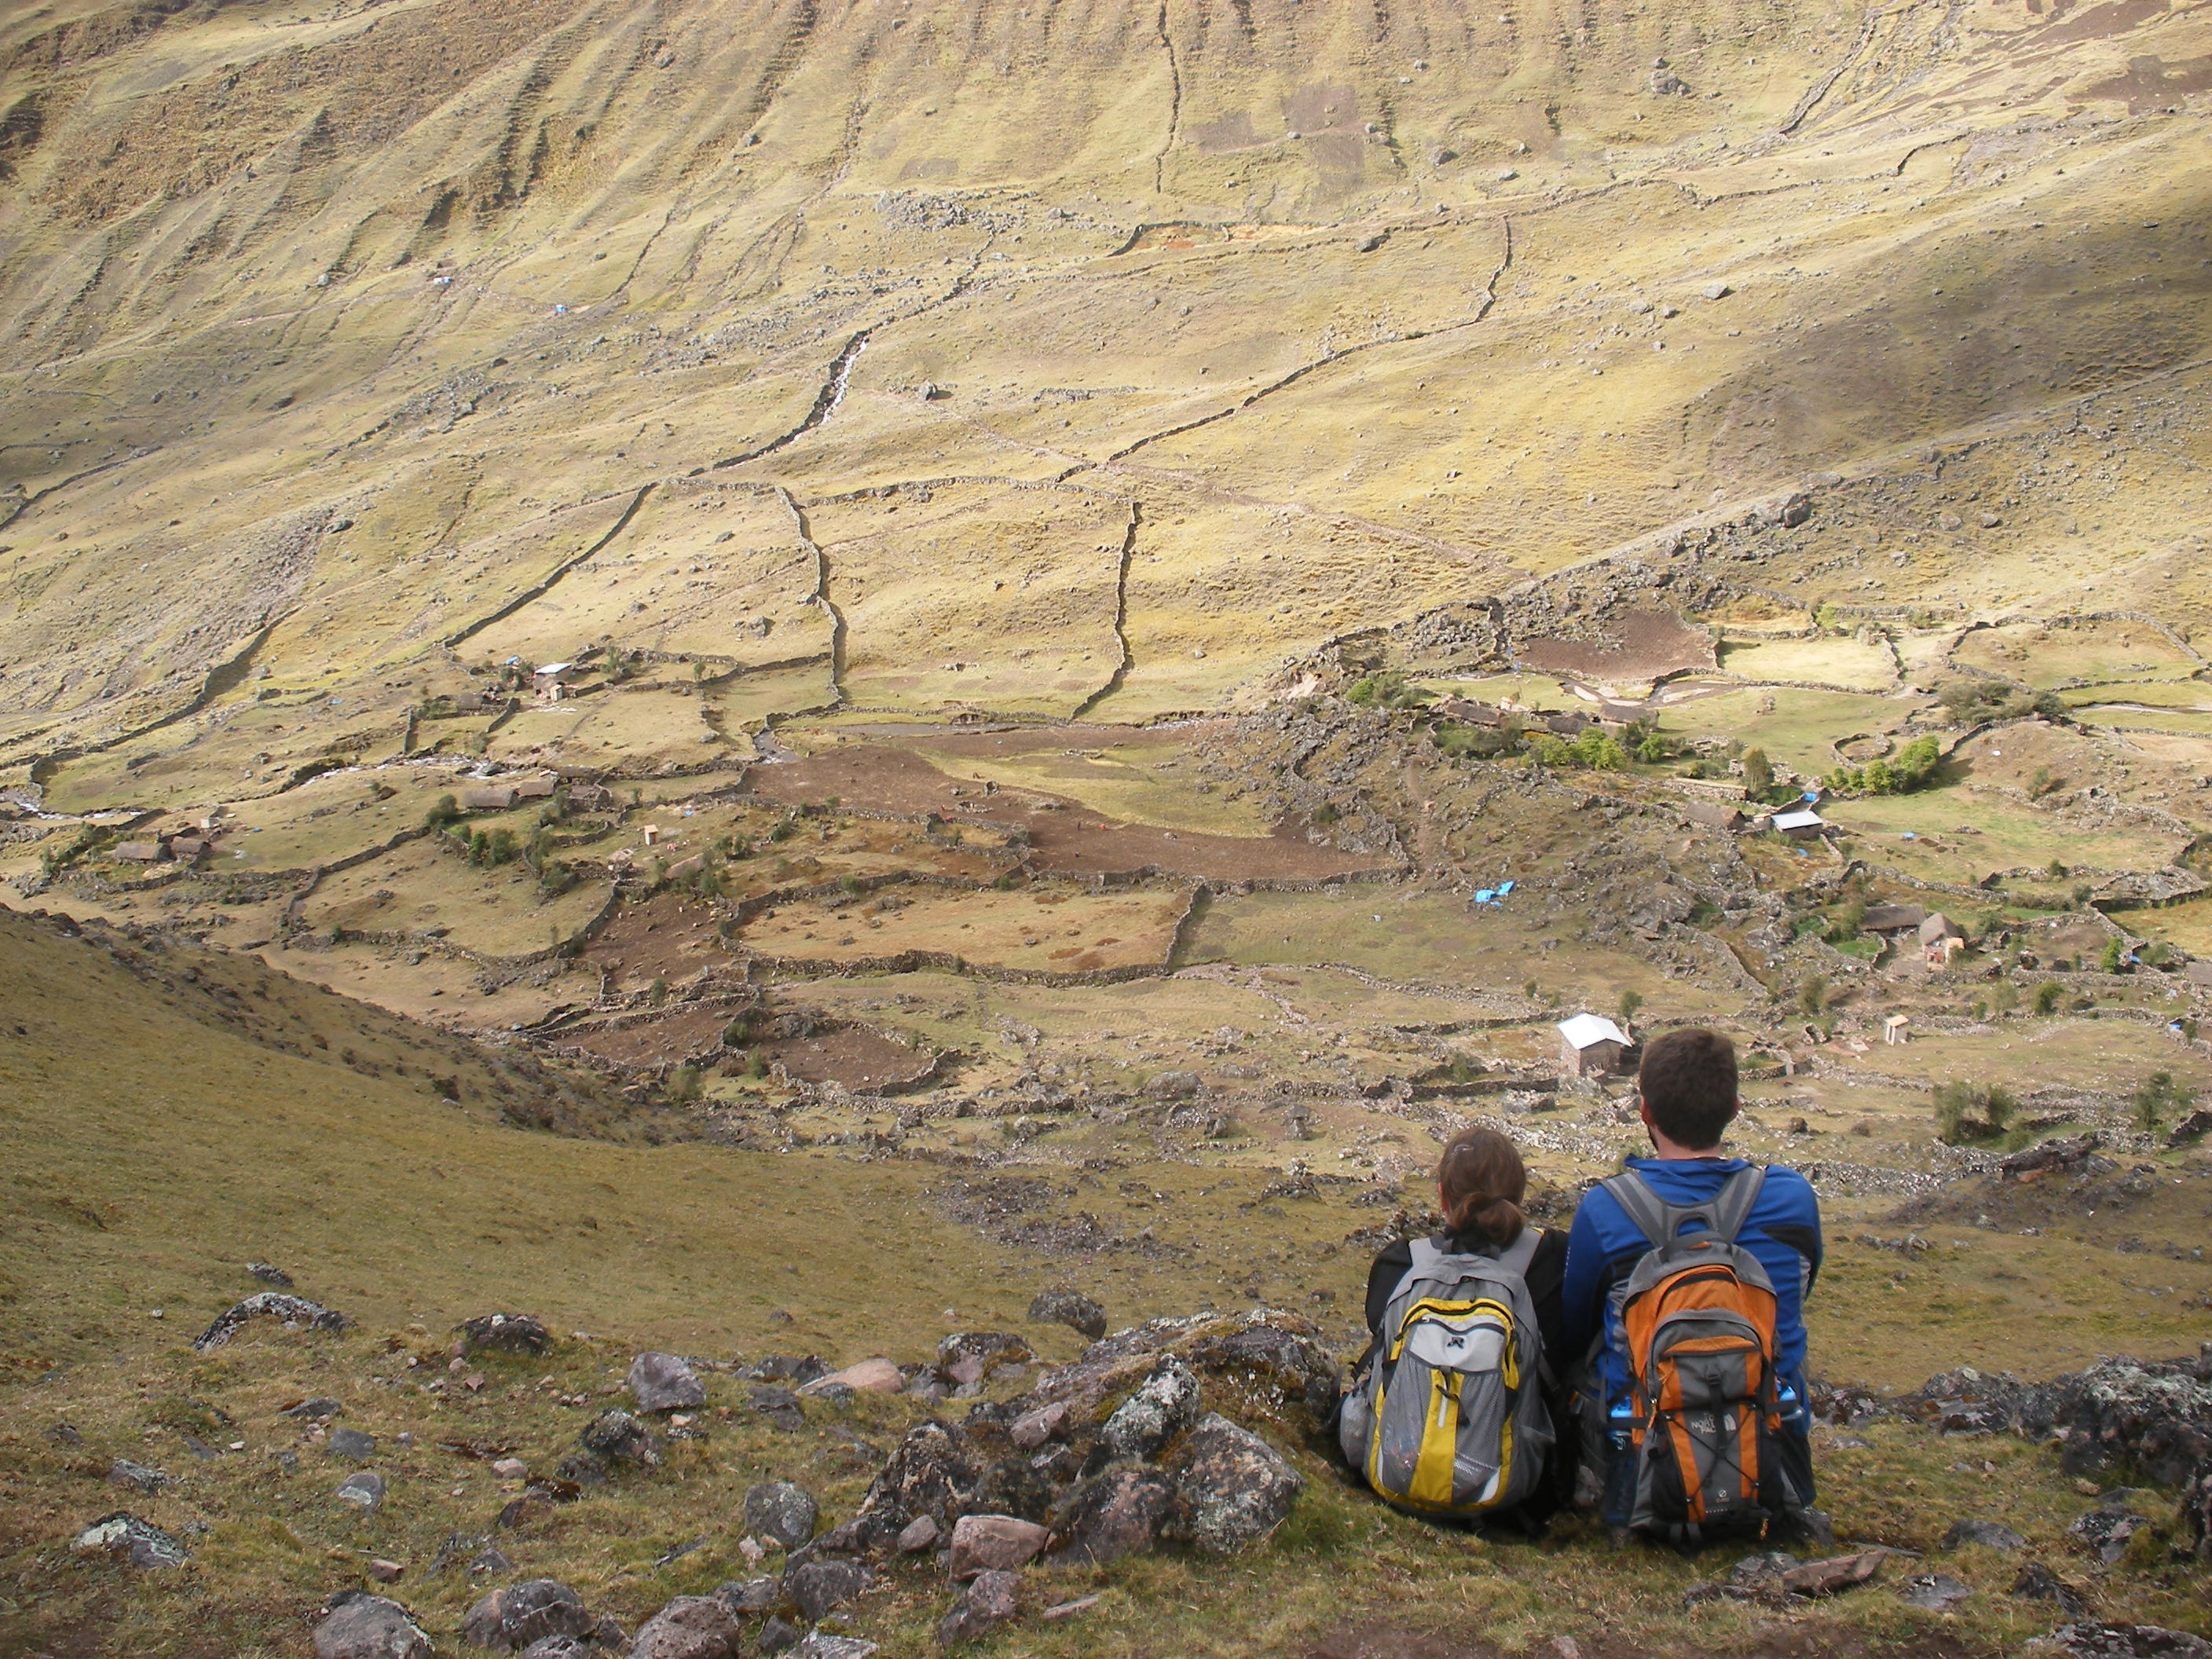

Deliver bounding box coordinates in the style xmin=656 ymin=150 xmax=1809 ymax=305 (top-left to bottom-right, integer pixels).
xmin=192 ymin=1291 xmax=348 ymax=1351
xmin=1020 ymin=1308 xmax=1340 ymax=1428
xmin=459 ymin=1313 xmax=551 ymax=1357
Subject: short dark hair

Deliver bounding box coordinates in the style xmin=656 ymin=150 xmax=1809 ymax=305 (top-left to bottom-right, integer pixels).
xmin=1639 ymin=1027 xmax=1738 ymax=1150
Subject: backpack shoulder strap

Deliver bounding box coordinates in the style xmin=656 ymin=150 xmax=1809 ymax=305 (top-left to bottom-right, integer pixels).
xmin=1404 ymin=1236 xmax=1447 ymax=1278
xmin=1708 ymin=1166 xmax=1767 ymax=1243
xmin=1599 ymin=1170 xmax=1675 ymax=1249
xmin=1495 ymin=1225 xmax=1541 ymax=1280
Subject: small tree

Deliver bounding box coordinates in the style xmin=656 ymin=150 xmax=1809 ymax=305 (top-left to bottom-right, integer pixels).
xmin=2100 ymin=938 xmax=2126 ymax=975
xmin=2132 ymin=1071 xmax=2188 ymax=1135
xmin=1797 ymin=975 xmax=1828 ymax=1016
xmin=1741 ymin=748 xmax=1774 ymax=796
xmin=2033 ymin=980 xmax=2063 ymax=1015
xmin=1617 ymin=989 xmax=1645 ymax=1027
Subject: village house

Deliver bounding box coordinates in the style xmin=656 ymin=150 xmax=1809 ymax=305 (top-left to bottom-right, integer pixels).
xmin=1558 ymin=1013 xmax=1632 ymax=1079
xmin=533 ymin=661 xmax=577 ymax=702
xmin=459 ymin=786 xmax=519 ymax=812
xmin=1679 ymin=799 xmax=1745 ymax=832
xmin=1771 ymin=806 xmax=1827 ymax=840
xmin=1862 ymin=903 xmax=1928 ymax=934
xmin=512 ymin=775 xmax=558 ymax=801
xmin=1921 ymin=912 xmax=1965 ymax=969
xmin=111 ymin=840 xmax=164 ymax=862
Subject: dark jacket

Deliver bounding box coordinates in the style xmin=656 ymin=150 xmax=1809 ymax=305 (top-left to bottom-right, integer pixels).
xmin=1358 ymin=1224 xmax=1576 ymax=1525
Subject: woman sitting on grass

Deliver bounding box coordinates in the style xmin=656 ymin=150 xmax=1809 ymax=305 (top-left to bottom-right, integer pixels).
xmin=1343 ymin=1126 xmax=1576 ymax=1528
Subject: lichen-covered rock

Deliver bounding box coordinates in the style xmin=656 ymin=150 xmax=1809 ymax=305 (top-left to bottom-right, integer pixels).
xmin=972 ymin=1455 xmax=1057 ymax=1524
xmin=937 ymin=1569 xmax=1020 ymax=1646
xmin=713 ymin=1577 xmax=780 ymax=1615
xmin=462 ymin=1578 xmax=592 ymax=1650
xmin=628 ymin=1352 xmax=707 ymax=1413
xmin=459 ymin=1313 xmax=551 ymax=1357
xmin=2055 ymin=1357 xmax=2212 ymax=1489
xmin=313 ymin=1591 xmax=432 ymax=1659
xmin=628 ymin=1594 xmax=742 ymax=1659
xmin=828 ymin=1420 xmax=981 ymax=1550
xmin=2185 ymin=1465 xmax=2212 ymax=1562
xmin=1167 ymin=1413 xmax=1304 ymax=1552
xmin=1097 ymin=1358 xmax=1200 ymax=1463
xmin=580 ymin=1408 xmax=663 ymax=1469
xmin=2070 ymin=1506 xmax=2148 ymax=1564
xmin=1028 ymin=1289 xmax=1108 ymax=1342
xmin=1047 ymin=1466 xmax=1177 ymax=1565
xmin=782 ymin=1557 xmax=873 ymax=1623
xmin=192 ymin=1291 xmax=347 ymax=1352
xmin=743 ymin=1481 xmax=817 ymax=1549
xmin=518 ymin=1639 xmax=591 ymax=1659
xmin=2031 ymin=1626 xmax=2212 ymax=1658
xmin=71 ymin=1511 xmax=186 ymax=1568
xmin=1018 ymin=1309 xmax=1339 ymax=1429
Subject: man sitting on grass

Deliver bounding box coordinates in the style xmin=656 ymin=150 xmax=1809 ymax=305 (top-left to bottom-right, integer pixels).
xmin=1562 ymin=1026 xmax=1824 ymax=1540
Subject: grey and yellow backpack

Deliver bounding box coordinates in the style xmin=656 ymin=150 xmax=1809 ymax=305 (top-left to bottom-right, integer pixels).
xmin=1338 ymin=1232 xmax=1554 ymax=1518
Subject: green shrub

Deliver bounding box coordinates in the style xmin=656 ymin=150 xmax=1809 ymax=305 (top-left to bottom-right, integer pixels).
xmin=1741 ymin=748 xmax=1774 ymax=795
xmin=2132 ymin=1071 xmax=2189 ymax=1135
xmin=2033 ymin=981 xmax=2063 ymax=1015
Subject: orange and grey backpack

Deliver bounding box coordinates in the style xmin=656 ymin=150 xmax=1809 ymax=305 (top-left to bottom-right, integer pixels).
xmin=1601 ymin=1167 xmax=1808 ymax=1544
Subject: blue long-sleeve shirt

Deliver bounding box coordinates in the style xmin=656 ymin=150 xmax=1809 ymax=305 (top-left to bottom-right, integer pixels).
xmin=1561 ymin=1156 xmax=1823 ymax=1415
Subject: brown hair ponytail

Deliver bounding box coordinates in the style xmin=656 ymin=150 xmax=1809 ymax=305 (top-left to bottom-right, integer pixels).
xmin=1436 ymin=1126 xmax=1527 ymax=1245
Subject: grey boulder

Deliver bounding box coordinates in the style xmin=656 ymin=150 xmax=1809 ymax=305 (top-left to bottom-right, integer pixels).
xmin=1048 ymin=1466 xmax=1176 ymax=1565
xmin=335 ymin=1471 xmax=386 ymax=1511
xmin=938 ymin=1569 xmax=1020 ymax=1646
xmin=313 ymin=1591 xmax=432 ymax=1659
xmin=627 ymin=1594 xmax=742 ymax=1659
xmin=1097 ymin=1357 xmax=1200 ymax=1463
xmin=1028 ymin=1289 xmax=1107 ymax=1342
xmin=71 ymin=1511 xmax=186 ymax=1569
xmin=460 ymin=1313 xmax=551 ymax=1357
xmin=462 ymin=1579 xmax=593 ymax=1650
xmin=628 ymin=1351 xmax=707 ymax=1413
xmin=743 ymin=1480 xmax=817 ymax=1549
xmin=2034 ymin=1628 xmax=2212 ymax=1658
xmin=580 ymin=1408 xmax=663 ymax=1469
xmin=784 ymin=1557 xmax=874 ymax=1623
xmin=1169 ymin=1413 xmax=1304 ymax=1551
xmin=108 ymin=1458 xmax=171 ymax=1495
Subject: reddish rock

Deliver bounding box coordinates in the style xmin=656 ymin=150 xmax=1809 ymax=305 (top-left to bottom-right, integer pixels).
xmin=948 ymin=1514 xmax=1049 ymax=1578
